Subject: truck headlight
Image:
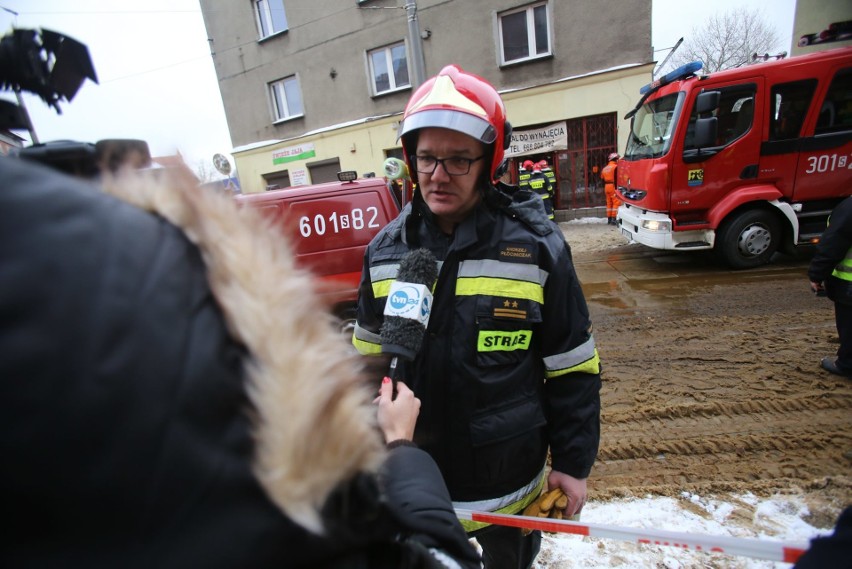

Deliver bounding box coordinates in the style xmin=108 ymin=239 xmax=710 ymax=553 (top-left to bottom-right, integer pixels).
xmin=642 ymin=219 xmax=671 ymax=232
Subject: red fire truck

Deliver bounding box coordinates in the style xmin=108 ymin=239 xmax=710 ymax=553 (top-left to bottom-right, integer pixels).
xmin=235 ymin=167 xmax=408 ymax=332
xmin=617 ymin=47 xmax=852 ymax=268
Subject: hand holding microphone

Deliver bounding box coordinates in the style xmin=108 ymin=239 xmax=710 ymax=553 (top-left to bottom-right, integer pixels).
xmin=380 ymin=248 xmax=438 ymax=383
xmin=376 ymin=378 xmax=420 ymax=443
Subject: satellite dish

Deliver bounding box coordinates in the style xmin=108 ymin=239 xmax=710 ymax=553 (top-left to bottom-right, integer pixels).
xmin=213 ymin=153 xmax=231 ymax=176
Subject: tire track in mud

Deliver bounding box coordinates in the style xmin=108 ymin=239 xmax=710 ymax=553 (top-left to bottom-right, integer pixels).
xmin=584 ymin=266 xmax=852 ymax=505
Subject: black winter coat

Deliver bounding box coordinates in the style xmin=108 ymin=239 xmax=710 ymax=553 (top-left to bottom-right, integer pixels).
xmin=808 ymin=196 xmax=852 ymax=306
xmin=0 ymin=158 xmax=479 ymax=569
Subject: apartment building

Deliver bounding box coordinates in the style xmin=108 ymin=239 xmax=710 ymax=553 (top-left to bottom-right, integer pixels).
xmin=200 ymin=0 xmax=653 ymax=214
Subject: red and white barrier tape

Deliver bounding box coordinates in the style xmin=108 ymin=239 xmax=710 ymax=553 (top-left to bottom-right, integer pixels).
xmin=455 ymin=509 xmax=809 ymax=563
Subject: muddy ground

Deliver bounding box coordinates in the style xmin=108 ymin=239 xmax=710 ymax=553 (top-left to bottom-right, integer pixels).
xmin=560 ymin=220 xmax=852 ymax=530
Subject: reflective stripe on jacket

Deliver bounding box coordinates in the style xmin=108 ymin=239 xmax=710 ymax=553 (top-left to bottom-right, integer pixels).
xmin=832 ymin=249 xmax=852 ymax=282
xmin=809 ymin=197 xmax=852 ymax=305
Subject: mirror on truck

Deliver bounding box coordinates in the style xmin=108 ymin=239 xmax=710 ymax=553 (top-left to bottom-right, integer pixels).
xmin=693 ymin=116 xmax=718 ymax=148
xmin=682 ymin=90 xmax=721 ymax=162
xmin=695 ymin=90 xmax=720 ymax=115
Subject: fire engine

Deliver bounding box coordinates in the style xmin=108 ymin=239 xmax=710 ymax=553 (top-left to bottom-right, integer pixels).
xmin=235 ymin=162 xmax=410 ymax=332
xmin=617 ymin=47 xmax=852 ymax=268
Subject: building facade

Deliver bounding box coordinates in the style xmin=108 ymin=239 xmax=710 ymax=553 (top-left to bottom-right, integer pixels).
xmin=200 ymin=0 xmax=653 ymax=215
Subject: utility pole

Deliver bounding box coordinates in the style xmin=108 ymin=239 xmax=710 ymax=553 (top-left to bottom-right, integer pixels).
xmin=404 ymin=1 xmax=427 ymax=88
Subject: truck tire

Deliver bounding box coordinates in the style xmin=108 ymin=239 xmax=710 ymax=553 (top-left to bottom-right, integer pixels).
xmin=714 ymin=209 xmax=780 ymax=269
xmin=336 ymin=306 xmax=357 ymax=337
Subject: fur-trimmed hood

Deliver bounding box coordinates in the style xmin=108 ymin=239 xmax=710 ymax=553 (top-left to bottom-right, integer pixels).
xmin=102 ymin=168 xmax=386 ymax=535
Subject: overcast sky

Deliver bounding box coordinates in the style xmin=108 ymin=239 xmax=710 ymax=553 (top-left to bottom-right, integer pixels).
xmin=1 ymin=0 xmax=796 ymax=174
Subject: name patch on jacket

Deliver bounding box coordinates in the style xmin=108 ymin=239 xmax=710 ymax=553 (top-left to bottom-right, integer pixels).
xmin=498 ymin=242 xmax=534 ymax=263
xmin=478 ymin=330 xmax=532 ymax=352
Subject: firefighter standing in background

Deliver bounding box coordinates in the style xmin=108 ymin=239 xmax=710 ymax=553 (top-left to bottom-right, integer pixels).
xmin=601 ymin=152 xmax=620 ymax=225
xmin=518 ymin=159 xmax=534 ymax=192
xmin=352 ymin=64 xmax=602 ymax=569
xmin=528 ymin=162 xmax=554 ymax=220
xmin=809 ymin=195 xmax=852 ymax=378
xmin=538 ymin=160 xmax=557 ymax=219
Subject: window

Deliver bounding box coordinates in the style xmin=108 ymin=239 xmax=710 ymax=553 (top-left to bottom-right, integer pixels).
xmin=269 ymin=76 xmax=303 ymax=122
xmin=815 ymin=68 xmax=852 ymax=135
xmin=625 ymin=93 xmax=683 ymax=159
xmin=499 ymin=2 xmax=551 ymax=65
xmin=369 ymin=42 xmax=410 ymax=95
xmin=683 ymin=85 xmax=756 ymax=150
xmin=769 ymin=79 xmax=817 ymax=140
xmin=255 ymin=0 xmax=288 ymax=39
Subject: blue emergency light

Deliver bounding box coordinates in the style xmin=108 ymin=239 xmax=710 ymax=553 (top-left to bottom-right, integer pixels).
xmin=639 ymin=61 xmax=703 ymax=94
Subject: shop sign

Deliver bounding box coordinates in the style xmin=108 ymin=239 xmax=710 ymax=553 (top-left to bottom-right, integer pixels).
xmin=272 ymin=142 xmax=316 ymax=165
xmin=506 ymin=122 xmax=567 ymax=157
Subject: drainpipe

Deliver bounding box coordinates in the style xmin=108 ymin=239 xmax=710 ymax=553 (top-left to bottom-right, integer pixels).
xmin=404 ymin=1 xmax=427 ymax=88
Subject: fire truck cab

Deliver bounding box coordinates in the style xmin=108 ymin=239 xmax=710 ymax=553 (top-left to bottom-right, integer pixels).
xmin=617 ymin=47 xmax=852 ymax=268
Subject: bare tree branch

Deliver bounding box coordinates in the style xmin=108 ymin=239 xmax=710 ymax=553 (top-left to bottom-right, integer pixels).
xmin=661 ymin=7 xmax=783 ymax=75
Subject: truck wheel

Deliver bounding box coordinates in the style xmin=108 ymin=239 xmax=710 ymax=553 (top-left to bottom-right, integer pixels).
xmin=715 ymin=210 xmax=780 ymax=269
xmin=336 ymin=307 xmax=357 ymax=337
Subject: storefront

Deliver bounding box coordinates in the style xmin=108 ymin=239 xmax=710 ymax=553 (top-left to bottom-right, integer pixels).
xmin=505 ymin=113 xmax=618 ymax=216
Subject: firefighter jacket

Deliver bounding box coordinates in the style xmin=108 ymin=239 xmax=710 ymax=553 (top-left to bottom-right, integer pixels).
xmin=809 ymin=196 xmax=852 ymax=306
xmin=517 ymin=167 xmax=531 ymax=191
xmin=353 ymin=185 xmax=602 ymax=531
xmin=527 ymin=171 xmax=554 ymax=219
xmin=541 ymin=167 xmax=556 ymax=197
xmin=0 ymin=158 xmax=481 ymax=569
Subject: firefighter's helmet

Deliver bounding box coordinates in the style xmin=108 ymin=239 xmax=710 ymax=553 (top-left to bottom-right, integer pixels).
xmin=522 ymin=159 xmax=535 ymax=171
xmin=537 ymin=160 xmax=548 ymax=170
xmin=608 ymin=152 xmax=619 ymax=162
xmin=399 ymin=64 xmax=511 ymax=183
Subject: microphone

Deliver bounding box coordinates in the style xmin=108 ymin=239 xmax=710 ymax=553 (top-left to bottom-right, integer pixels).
xmin=380 ymin=248 xmax=438 ymax=382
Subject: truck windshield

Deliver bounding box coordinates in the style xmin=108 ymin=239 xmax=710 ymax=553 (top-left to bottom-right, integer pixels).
xmin=624 ymin=92 xmax=683 ymax=160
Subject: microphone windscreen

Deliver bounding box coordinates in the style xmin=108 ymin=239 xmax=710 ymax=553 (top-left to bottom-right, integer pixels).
xmin=396 ymin=248 xmax=438 ymax=288
xmin=380 ymin=316 xmax=424 ymax=361
xmin=380 ymin=248 xmax=437 ymax=361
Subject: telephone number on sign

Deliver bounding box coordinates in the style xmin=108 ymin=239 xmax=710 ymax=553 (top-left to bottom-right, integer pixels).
xmin=299 ymin=207 xmax=381 ymax=237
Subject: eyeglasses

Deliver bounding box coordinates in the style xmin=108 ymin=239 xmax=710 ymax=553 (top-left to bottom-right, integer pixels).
xmin=413 ymin=155 xmax=485 ymax=176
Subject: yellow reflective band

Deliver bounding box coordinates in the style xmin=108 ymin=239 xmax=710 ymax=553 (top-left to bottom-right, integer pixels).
xmin=478 ymin=329 xmax=532 ymax=352
xmin=352 ymin=322 xmax=383 ymax=356
xmin=456 ymin=277 xmax=544 ymax=304
xmin=352 ymin=334 xmax=382 ymax=355
xmin=545 ymin=349 xmax=601 ymax=379
xmin=832 ymin=249 xmax=852 ymax=282
xmin=457 ymin=474 xmax=545 ymax=532
xmin=371 ymin=278 xmax=393 ymax=299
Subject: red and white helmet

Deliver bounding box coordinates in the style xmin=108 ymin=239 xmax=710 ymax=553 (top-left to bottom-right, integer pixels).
xmin=399 ymin=64 xmax=511 ymax=183
xmin=522 ymin=159 xmax=535 ymax=171
xmin=608 ymin=152 xmax=619 ymax=161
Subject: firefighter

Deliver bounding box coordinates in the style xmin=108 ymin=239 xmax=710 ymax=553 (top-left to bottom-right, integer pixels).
xmin=601 ymin=152 xmax=621 ymax=225
xmin=518 ymin=159 xmax=534 ymax=191
xmin=809 ymin=195 xmax=852 ymax=378
xmin=528 ymin=161 xmax=555 ymax=220
xmin=352 ymin=64 xmax=602 ymax=569
xmin=538 ymin=159 xmax=557 ymax=218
